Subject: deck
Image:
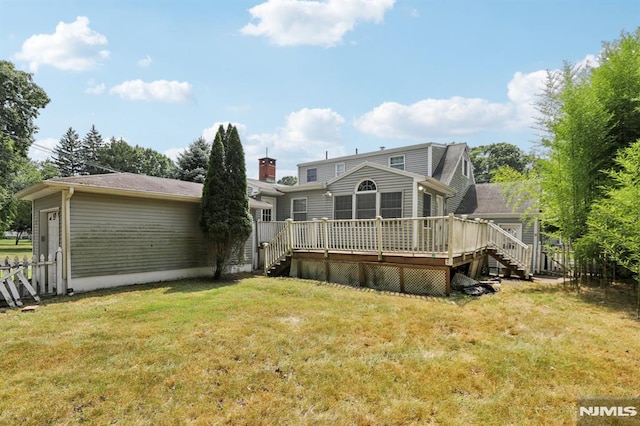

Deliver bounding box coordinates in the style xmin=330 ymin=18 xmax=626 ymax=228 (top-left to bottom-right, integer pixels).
xmin=262 ymin=215 xmax=532 ymax=295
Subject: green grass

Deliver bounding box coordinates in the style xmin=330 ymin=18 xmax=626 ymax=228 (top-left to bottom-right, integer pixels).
xmin=1 ymin=275 xmax=639 ymax=425
xmin=0 ymin=238 xmax=33 ymax=260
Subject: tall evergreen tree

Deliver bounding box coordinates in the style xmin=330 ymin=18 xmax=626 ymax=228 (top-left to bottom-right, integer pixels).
xmin=176 ymin=137 xmax=210 ymax=183
xmin=199 ymin=125 xmax=252 ymax=280
xmin=81 ymin=124 xmax=105 ymax=175
xmin=53 ymin=127 xmax=84 ymax=177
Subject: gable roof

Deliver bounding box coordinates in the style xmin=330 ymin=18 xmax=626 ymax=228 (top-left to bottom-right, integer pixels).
xmin=432 ymin=143 xmax=467 ymax=185
xmin=16 ymin=173 xmax=273 ymax=210
xmin=455 ymin=183 xmax=537 ymax=216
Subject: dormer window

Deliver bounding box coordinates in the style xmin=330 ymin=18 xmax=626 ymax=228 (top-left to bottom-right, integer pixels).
xmin=389 ymin=155 xmax=405 ymax=170
xmin=307 ymin=168 xmax=317 ymax=182
xmin=462 ymin=158 xmax=469 ymax=178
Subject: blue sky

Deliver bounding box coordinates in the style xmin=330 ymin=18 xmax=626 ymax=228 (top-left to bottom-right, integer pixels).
xmin=2 ymin=0 xmax=639 ymax=179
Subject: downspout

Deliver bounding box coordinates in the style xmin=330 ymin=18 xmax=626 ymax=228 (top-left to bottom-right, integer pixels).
xmin=62 ymin=187 xmax=74 ymax=293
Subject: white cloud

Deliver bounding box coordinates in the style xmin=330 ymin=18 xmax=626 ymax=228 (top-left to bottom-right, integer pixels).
xmin=354 ymin=97 xmax=514 ymax=139
xmin=241 ymin=0 xmax=396 ymax=47
xmin=85 ymin=80 xmax=105 ymax=95
xmin=14 ymin=16 xmax=109 ymax=72
xmin=244 ymin=108 xmax=346 ymax=167
xmin=109 ymin=80 xmax=193 ymax=103
xmin=164 ymin=147 xmax=185 ymax=162
xmin=353 ymin=52 xmax=602 ymax=141
xmin=29 ymin=138 xmax=58 ymax=161
xmin=137 ymin=54 xmax=152 ymax=67
xmin=199 ymin=108 xmax=346 ymax=179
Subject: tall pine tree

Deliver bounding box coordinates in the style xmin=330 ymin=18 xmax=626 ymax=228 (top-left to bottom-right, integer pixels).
xmin=81 ymin=124 xmax=105 ymax=175
xmin=176 ymin=137 xmax=210 ymax=183
xmin=53 ymin=127 xmax=84 ymax=177
xmin=199 ymin=125 xmax=252 ymax=280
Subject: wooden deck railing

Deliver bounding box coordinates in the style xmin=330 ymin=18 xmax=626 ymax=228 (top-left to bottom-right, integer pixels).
xmin=263 ymin=215 xmax=531 ymax=276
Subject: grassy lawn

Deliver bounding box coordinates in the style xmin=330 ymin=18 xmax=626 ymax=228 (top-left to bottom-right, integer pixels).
xmin=0 ymin=238 xmax=33 ymax=259
xmin=1 ymin=275 xmax=638 ymax=425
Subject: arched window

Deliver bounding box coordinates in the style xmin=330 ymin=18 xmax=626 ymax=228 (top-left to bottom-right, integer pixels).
xmin=355 ymin=179 xmax=377 ymax=219
xmin=357 ymin=180 xmax=377 ymax=192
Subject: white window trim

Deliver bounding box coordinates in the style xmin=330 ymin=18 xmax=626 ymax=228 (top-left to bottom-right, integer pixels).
xmin=462 ymin=158 xmax=469 ymax=178
xmin=389 ymin=155 xmax=405 ymax=170
xmin=333 ymin=193 xmax=353 ymax=220
xmin=335 ymin=162 xmax=346 ymax=177
xmin=291 ymin=197 xmax=308 ymax=220
xmin=306 ymin=168 xmax=317 ymax=183
xmin=354 ymin=178 xmax=378 ymax=193
xmin=380 ymin=191 xmax=403 ymax=218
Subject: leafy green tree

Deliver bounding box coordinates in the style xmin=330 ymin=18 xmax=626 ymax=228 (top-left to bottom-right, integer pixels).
xmin=470 ymin=143 xmax=534 ymax=183
xmin=585 ymin=140 xmax=640 ymax=315
xmin=53 ymin=127 xmax=84 ymax=177
xmin=81 ymin=125 xmax=105 ymax=175
xmin=277 ymin=176 xmax=297 ymax=186
xmin=5 ymin=159 xmax=59 ymax=243
xmin=98 ymin=137 xmax=176 ymax=178
xmin=0 ymin=60 xmax=49 ymax=233
xmin=199 ymin=125 xmax=253 ymax=280
xmin=176 ymin=137 xmax=210 ymax=183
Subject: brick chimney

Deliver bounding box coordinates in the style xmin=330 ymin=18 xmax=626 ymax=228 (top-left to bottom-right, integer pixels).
xmin=258 ymin=157 xmax=276 ymax=183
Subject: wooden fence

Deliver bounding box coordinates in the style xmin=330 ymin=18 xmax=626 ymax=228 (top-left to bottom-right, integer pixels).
xmin=0 ymin=247 xmax=63 ymax=307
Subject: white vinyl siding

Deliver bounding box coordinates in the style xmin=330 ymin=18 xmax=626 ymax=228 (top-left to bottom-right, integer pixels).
xmin=327 ymin=165 xmax=414 ymax=219
xmin=298 ymin=144 xmax=435 ymax=181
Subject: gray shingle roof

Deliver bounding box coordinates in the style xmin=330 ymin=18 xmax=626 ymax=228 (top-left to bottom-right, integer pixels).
xmin=432 ymin=143 xmax=466 ymax=184
xmin=456 ymin=183 xmax=536 ymax=215
xmin=49 ymin=173 xmax=203 ymax=198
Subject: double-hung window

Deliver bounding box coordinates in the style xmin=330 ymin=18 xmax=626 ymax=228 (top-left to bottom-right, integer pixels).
xmin=335 ymin=163 xmax=345 ymax=177
xmin=355 ymin=179 xmax=377 ymax=219
xmin=334 ymin=195 xmax=352 ymax=219
xmin=306 ymin=168 xmax=317 ymax=182
xmin=389 ymin=155 xmax=405 ymax=170
xmin=380 ymin=192 xmax=402 ymax=218
xmin=292 ymin=198 xmax=307 ymax=221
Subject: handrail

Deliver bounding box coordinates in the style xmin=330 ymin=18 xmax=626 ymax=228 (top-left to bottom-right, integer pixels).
xmin=264 ymin=216 xmax=531 ymax=277
xmin=486 ymin=222 xmax=531 ymax=275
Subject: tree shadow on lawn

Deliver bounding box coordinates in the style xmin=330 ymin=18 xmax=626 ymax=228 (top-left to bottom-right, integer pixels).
xmin=10 ymin=274 xmax=252 ymax=309
xmin=518 ymin=276 xmax=639 ymax=319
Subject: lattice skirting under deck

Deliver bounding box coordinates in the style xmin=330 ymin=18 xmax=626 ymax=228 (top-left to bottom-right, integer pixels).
xmin=290 ymin=259 xmax=448 ymax=297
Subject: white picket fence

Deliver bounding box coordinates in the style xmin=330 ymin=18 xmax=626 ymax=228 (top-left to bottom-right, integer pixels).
xmin=0 ymin=247 xmax=63 ymax=307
